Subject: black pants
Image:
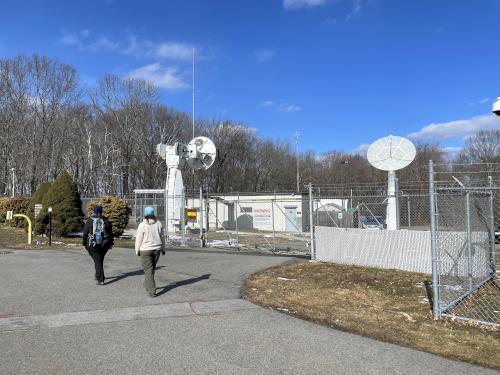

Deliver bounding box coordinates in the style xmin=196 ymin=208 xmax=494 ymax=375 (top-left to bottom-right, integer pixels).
xmin=87 ymin=247 xmax=109 ymax=282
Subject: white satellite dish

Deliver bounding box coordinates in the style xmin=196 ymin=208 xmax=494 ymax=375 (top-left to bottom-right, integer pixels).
xmin=156 ymin=136 xmax=217 ymax=233
xmin=367 ymin=135 xmax=416 ymax=231
xmin=367 ymin=135 xmax=416 ymax=171
xmin=186 ymin=136 xmax=217 ymax=170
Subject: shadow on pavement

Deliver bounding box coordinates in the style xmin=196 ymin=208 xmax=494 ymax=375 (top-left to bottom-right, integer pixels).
xmin=104 ymin=266 xmax=165 ymax=285
xmin=156 ymin=274 xmax=211 ymax=296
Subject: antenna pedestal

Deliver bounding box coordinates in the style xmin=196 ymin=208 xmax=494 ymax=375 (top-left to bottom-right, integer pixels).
xmin=386 ymin=170 xmax=399 ymax=230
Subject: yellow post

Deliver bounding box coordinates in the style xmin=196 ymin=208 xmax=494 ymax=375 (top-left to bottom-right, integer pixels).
xmin=13 ymin=214 xmax=32 ymax=245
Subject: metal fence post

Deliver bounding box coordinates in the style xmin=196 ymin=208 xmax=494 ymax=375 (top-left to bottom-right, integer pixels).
xmin=271 ymin=198 xmax=276 ymax=252
xmin=395 ymin=176 xmax=400 ymax=230
xmin=235 ymin=193 xmax=239 ymax=244
xmin=429 ymin=160 xmax=440 ymax=318
xmin=165 ymin=175 xmax=169 ymax=241
xmin=199 ymin=187 xmax=205 ymax=247
xmin=488 ymin=176 xmax=496 ymax=276
xmin=309 ymin=183 xmax=315 ymax=259
xmin=181 ymin=187 xmax=186 ymax=246
xmin=465 ymin=191 xmax=473 ymax=292
xmin=407 ymin=195 xmax=411 ymax=229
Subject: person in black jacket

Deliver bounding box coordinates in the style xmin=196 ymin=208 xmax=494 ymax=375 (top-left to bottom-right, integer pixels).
xmin=82 ymin=205 xmax=114 ymax=285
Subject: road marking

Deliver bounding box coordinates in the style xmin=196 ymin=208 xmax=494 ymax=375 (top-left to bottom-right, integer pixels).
xmin=0 ymin=299 xmax=256 ymax=332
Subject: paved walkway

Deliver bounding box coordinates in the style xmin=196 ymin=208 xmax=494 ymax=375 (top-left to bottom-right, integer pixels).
xmin=0 ymin=248 xmax=497 ymax=375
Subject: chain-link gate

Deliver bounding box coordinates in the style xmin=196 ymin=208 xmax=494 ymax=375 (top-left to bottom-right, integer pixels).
xmin=430 ymin=162 xmax=499 ymax=327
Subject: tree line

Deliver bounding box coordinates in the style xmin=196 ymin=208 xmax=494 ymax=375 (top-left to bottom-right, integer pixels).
xmin=1 ymin=54 xmax=499 ymax=197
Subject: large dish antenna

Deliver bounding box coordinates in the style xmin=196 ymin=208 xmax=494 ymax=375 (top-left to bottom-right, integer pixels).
xmin=186 ymin=136 xmax=217 ymax=170
xmin=367 ymin=135 xmax=416 ymax=230
xmin=367 ymin=135 xmax=416 ymax=171
xmin=156 ymin=136 xmax=217 ymax=233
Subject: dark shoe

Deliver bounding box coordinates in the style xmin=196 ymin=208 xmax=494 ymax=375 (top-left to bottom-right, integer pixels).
xmin=96 ymin=281 xmax=104 ymax=285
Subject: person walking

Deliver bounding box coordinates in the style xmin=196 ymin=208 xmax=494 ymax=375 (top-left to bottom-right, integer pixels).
xmin=83 ymin=205 xmax=113 ymax=285
xmin=135 ymin=206 xmax=165 ymax=297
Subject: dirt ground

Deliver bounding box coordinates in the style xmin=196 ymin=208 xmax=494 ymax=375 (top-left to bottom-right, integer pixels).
xmin=244 ymin=261 xmax=500 ymax=370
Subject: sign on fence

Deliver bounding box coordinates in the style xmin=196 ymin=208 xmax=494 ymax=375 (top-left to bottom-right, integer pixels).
xmin=186 ymin=208 xmax=197 ymax=221
xmin=6 ymin=211 xmax=13 ymax=221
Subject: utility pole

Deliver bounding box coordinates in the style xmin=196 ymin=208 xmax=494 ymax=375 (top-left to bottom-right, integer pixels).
xmin=191 ymin=46 xmax=196 ymax=191
xmin=11 ymin=168 xmax=15 ymax=197
xmin=192 ymin=46 xmax=196 ymax=139
xmin=295 ymin=130 xmax=300 ymax=192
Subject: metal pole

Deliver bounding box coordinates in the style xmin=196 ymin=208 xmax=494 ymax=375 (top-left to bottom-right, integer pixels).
xmin=181 ymin=187 xmax=186 ymax=246
xmin=235 ymin=192 xmax=239 ymax=244
xmin=488 ymin=176 xmax=496 ymax=275
xmin=206 ymin=196 xmax=210 ymax=233
xmin=192 ymin=47 xmax=195 ymax=139
xmin=48 ymin=210 xmax=52 ymax=246
xmin=199 ymin=187 xmax=204 ymax=247
xmin=165 ymin=172 xmax=169 ymax=240
xmin=11 ymin=168 xmax=15 ymax=198
xmin=308 ymin=183 xmax=315 ymax=259
xmin=134 ymin=191 xmax=137 ymax=222
xmin=407 ymin=196 xmax=411 ymax=229
xmin=295 ymin=130 xmax=300 ymax=193
xmin=395 ymin=176 xmax=400 ymax=230
xmin=465 ymin=192 xmax=473 ymax=292
xmin=428 ymin=160 xmax=440 ymax=318
xmin=271 ymin=198 xmax=276 ymax=252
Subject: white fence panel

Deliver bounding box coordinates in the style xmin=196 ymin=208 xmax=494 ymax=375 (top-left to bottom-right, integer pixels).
xmin=315 ymin=226 xmax=432 ymax=274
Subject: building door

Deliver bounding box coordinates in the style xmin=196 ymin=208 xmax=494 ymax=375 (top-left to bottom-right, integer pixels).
xmin=284 ymin=206 xmax=298 ymax=232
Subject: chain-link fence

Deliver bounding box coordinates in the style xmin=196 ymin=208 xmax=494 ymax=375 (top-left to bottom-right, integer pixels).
xmin=127 ymin=190 xmax=312 ymax=254
xmin=312 ymin=187 xmax=433 ymax=273
xmin=430 ymin=163 xmax=499 ymax=327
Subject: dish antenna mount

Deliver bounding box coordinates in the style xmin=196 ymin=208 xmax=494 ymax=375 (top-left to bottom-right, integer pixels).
xmin=157 ymin=136 xmax=216 ymax=232
xmin=367 ymin=135 xmax=416 ymax=230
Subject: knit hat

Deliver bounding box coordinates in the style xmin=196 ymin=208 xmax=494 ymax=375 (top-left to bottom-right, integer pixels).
xmin=144 ymin=206 xmax=154 ymax=217
xmin=93 ymin=205 xmax=103 ymax=216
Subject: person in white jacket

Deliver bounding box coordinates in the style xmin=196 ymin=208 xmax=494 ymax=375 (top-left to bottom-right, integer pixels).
xmin=135 ymin=206 xmax=165 ymax=297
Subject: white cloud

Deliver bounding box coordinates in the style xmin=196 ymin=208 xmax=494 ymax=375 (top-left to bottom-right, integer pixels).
xmin=156 ymin=42 xmax=193 ymax=60
xmin=60 ymin=32 xmax=80 ymax=46
xmin=322 ymin=17 xmax=337 ymax=25
xmin=407 ymin=113 xmax=500 ymax=140
xmin=127 ymin=63 xmax=188 ymax=91
xmin=441 ymin=146 xmax=462 ymax=155
xmin=255 ymin=48 xmax=275 ymax=63
xmin=261 ymin=100 xmax=275 ymax=107
xmin=59 ymin=31 xmax=194 ymax=61
xmin=261 ymin=100 xmax=302 ymax=112
xmin=87 ymin=36 xmax=119 ymax=51
xmin=345 ymin=0 xmax=364 ymax=21
xmin=283 ymin=0 xmax=329 ymax=10
xmin=468 ymin=97 xmax=490 ymax=107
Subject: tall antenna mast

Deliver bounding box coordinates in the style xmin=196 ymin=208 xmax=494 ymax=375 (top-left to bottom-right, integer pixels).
xmin=295 ymin=130 xmax=300 ymax=192
xmin=192 ymin=47 xmax=196 ymax=139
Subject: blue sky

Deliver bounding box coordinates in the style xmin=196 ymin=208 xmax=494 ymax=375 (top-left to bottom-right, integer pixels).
xmin=1 ymin=0 xmax=500 ymax=154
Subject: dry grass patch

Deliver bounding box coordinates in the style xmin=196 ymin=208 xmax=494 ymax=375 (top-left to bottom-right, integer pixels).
xmin=0 ymin=225 xmax=134 ymax=250
xmin=244 ymin=261 xmax=500 ymax=369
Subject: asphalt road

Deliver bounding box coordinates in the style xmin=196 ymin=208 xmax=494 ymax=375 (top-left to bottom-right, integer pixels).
xmin=0 ymin=248 xmax=497 ymax=375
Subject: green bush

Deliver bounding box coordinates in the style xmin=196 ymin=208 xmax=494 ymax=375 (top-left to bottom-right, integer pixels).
xmin=0 ymin=196 xmax=31 ymax=227
xmin=0 ymin=197 xmax=9 ymax=223
xmin=27 ymin=182 xmax=51 ymax=217
xmin=86 ymin=196 xmax=129 ymax=237
xmin=35 ymin=171 xmax=84 ymax=236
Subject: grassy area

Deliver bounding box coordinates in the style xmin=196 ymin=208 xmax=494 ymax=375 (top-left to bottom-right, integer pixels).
xmin=0 ymin=225 xmax=135 ymax=249
xmin=244 ymin=261 xmax=500 ymax=369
